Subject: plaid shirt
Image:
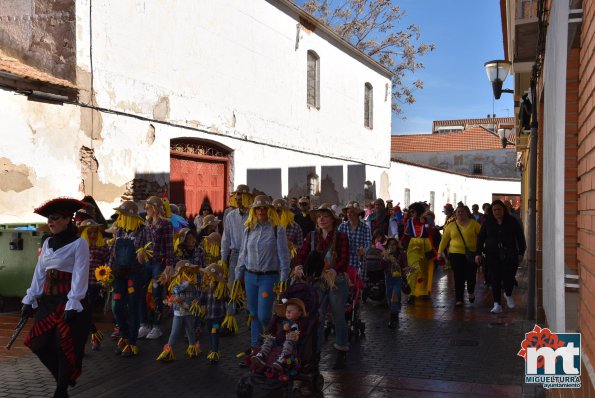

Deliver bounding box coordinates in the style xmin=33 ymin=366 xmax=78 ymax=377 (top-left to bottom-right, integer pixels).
xmin=148 ymin=218 xmax=175 ymax=268
xmin=338 ymin=220 xmax=371 ymax=268
xmin=199 ymin=285 xmax=228 ymax=320
xmin=108 ymin=226 xmax=152 ymax=269
xmin=285 ymin=222 xmax=304 ymax=250
xmin=297 ymin=229 xmax=350 ymax=273
xmin=88 ymin=245 xmax=110 ymax=285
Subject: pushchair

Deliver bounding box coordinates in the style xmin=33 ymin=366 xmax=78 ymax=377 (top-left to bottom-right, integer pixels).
xmin=362 ymin=247 xmax=386 ymax=303
xmin=324 ymin=266 xmax=365 ymax=342
xmin=236 ymin=281 xmax=324 ymax=398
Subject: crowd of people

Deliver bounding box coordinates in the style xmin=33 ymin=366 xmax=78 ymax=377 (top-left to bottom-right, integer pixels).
xmin=18 ymin=188 xmax=526 ymax=397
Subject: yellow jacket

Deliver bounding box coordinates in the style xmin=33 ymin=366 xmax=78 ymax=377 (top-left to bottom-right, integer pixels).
xmin=438 ymin=220 xmax=481 ymax=254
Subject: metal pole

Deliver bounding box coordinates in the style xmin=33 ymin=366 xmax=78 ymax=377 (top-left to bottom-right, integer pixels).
xmin=526 ymin=68 xmax=538 ymax=321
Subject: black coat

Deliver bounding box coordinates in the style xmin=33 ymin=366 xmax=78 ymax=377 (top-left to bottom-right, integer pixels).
xmin=476 ymin=215 xmax=526 ymax=262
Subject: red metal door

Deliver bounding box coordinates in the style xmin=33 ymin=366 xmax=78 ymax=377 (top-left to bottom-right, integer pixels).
xmin=170 ymin=154 xmax=227 ymax=218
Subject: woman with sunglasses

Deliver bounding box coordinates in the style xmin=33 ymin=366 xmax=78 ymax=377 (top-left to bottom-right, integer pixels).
xmin=21 ymin=198 xmax=90 ymax=398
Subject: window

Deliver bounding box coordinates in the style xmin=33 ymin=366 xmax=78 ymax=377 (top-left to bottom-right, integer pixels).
xmin=307 ymin=173 xmax=319 ymax=196
xmin=307 ymin=51 xmax=320 ymax=108
xmin=473 ymin=164 xmax=483 ymax=175
xmin=364 ymin=83 xmax=373 ymax=128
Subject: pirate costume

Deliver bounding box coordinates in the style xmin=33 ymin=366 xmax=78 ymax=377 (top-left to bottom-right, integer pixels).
xmin=21 ymin=198 xmax=89 ymax=398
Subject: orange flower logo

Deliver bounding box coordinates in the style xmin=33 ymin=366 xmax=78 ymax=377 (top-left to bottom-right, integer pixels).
xmin=518 ymin=325 xmax=565 ymax=369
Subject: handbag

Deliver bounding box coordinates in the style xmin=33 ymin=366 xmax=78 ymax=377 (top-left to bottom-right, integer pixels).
xmin=454 ymin=221 xmax=475 ymax=265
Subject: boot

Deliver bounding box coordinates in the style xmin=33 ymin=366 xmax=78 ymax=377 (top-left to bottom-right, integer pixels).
xmin=388 ymin=313 xmax=398 ymax=329
xmin=333 ymin=350 xmax=347 ymax=370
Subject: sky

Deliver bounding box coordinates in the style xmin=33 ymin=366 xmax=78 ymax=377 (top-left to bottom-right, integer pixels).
xmin=392 ymin=0 xmax=514 ymax=134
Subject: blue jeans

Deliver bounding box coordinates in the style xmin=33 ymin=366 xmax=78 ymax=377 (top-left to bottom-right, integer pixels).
xmin=207 ymin=318 xmax=223 ymax=352
xmin=316 ymin=274 xmax=349 ymax=352
xmin=168 ymin=315 xmax=196 ymax=347
xmin=139 ymin=259 xmax=164 ymax=326
xmin=244 ymin=271 xmax=279 ymax=348
xmin=112 ymin=273 xmax=140 ymax=344
xmin=385 ymin=276 xmax=402 ymax=314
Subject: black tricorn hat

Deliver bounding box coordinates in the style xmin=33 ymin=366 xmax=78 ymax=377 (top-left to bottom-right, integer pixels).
xmin=34 ymin=197 xmax=86 ymax=218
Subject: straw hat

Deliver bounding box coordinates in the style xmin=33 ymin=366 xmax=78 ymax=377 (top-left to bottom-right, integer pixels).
xmin=272 ymin=198 xmax=289 ymax=210
xmin=204 ymin=232 xmax=221 ymax=246
xmin=199 ymin=214 xmax=221 ymax=231
xmin=251 ymin=195 xmax=274 ymax=209
xmin=113 ymin=201 xmax=142 ymax=219
xmin=232 ymin=184 xmax=251 ymax=195
xmin=145 ymin=196 xmax=165 ymax=213
xmin=178 ymin=228 xmax=197 ymax=243
xmin=78 ymin=219 xmax=103 ymax=232
xmin=314 ymin=203 xmax=339 ymax=221
xmin=200 ymin=263 xmax=226 ymax=282
xmin=342 ymin=201 xmax=364 ymax=215
xmin=274 ymin=297 xmax=308 ymax=318
xmin=172 ymin=259 xmax=200 ymax=277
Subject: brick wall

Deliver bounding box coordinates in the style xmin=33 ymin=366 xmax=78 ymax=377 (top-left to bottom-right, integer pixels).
xmin=575 ymin=0 xmax=595 ymax=395
xmin=566 ymin=47 xmax=580 ymax=275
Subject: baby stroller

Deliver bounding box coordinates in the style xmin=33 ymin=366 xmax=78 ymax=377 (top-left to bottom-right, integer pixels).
xmin=324 ymin=266 xmax=365 ymax=342
xmin=362 ymin=247 xmax=386 ymax=302
xmin=236 ymin=282 xmax=324 ymax=398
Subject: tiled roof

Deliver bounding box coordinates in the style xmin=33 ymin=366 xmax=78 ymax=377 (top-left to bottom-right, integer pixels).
xmin=432 ymin=117 xmax=515 ymax=132
xmin=391 ymin=125 xmax=515 ymax=153
xmin=0 ymin=50 xmax=76 ymax=89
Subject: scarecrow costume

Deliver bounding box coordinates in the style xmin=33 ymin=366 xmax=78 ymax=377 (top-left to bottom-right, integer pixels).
xmin=109 ymin=201 xmax=152 ymax=357
xmin=202 ymin=231 xmax=222 ymax=266
xmin=21 ymin=198 xmax=89 ymax=398
xmin=198 ymin=263 xmax=230 ymax=364
xmin=78 ymin=219 xmax=110 ymax=350
xmin=156 ymin=260 xmax=202 ymax=361
xmin=174 ymin=228 xmax=205 ymax=266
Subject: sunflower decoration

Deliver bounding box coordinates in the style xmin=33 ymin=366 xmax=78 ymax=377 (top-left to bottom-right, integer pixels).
xmin=95 ymin=265 xmax=114 ymax=291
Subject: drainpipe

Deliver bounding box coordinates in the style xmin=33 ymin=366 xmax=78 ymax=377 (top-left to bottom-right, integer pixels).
xmin=526 ymin=67 xmax=538 ymax=321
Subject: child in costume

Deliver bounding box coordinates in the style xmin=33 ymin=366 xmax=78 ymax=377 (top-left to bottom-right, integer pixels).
xmin=382 ymin=238 xmax=407 ymax=328
xmin=156 ymin=260 xmax=202 ymax=361
xmin=198 ymin=263 xmax=229 ymax=364
xmin=79 ymin=219 xmax=110 ymax=350
xmin=174 ymin=228 xmax=205 ymax=266
xmin=202 ymin=232 xmax=222 ymax=266
xmin=109 ymin=201 xmax=152 ymax=357
xmin=252 ymin=298 xmax=306 ymax=371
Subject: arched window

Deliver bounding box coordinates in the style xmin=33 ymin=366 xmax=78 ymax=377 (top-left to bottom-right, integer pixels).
xmin=307 ymin=173 xmax=319 ymax=196
xmin=364 ymin=82 xmax=373 ymax=128
xmin=307 ymin=50 xmax=320 ymax=109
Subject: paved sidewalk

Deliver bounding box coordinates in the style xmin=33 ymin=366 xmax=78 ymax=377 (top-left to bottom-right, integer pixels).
xmin=0 ymin=265 xmax=542 ymax=397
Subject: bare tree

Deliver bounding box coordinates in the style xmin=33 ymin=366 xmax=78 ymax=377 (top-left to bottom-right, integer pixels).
xmin=302 ymin=0 xmax=435 ymax=115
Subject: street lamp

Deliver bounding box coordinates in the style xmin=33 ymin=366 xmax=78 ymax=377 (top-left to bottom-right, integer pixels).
xmin=484 ymin=60 xmax=513 ymax=99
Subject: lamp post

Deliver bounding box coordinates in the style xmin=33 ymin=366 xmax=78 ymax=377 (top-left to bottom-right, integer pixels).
xmin=484 ymin=60 xmax=514 ymax=99
xmin=484 ymin=58 xmax=537 ymax=321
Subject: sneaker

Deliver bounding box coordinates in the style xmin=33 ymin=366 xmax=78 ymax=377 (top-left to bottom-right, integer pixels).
xmin=138 ymin=325 xmax=151 ymax=339
xmin=146 ymin=326 xmax=163 ymax=340
xmin=111 ymin=326 xmax=121 ymax=340
xmin=252 ymin=352 xmax=267 ymax=367
xmin=505 ymin=294 xmax=515 ymax=309
xmin=490 ymin=303 xmax=503 ymax=314
xmin=272 ymin=358 xmax=285 ymax=371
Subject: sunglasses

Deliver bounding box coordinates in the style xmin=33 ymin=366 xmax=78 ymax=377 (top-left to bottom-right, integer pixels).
xmin=47 ymin=214 xmax=64 ymax=221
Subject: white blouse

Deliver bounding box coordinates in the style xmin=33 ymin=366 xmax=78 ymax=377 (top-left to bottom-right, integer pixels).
xmin=22 ymin=238 xmax=90 ymax=312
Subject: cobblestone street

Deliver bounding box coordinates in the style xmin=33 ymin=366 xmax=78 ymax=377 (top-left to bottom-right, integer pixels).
xmin=1 ymin=267 xmax=541 ymax=398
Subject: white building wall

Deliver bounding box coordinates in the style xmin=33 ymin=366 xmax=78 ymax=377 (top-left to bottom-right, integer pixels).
xmin=387 ymin=160 xmax=521 ymax=226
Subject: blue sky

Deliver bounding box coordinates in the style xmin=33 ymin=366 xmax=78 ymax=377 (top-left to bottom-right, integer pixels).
xmin=393 ymin=0 xmax=514 ymax=134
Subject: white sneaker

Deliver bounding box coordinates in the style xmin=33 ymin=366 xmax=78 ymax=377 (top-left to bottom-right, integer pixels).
xmin=146 ymin=326 xmax=163 ymax=339
xmin=138 ymin=325 xmax=151 ymax=339
xmin=490 ymin=303 xmax=503 ymax=313
xmin=505 ymin=295 xmax=515 ymax=309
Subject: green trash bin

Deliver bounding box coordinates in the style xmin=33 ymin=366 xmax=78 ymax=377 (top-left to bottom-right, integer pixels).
xmin=0 ymin=226 xmax=48 ymax=309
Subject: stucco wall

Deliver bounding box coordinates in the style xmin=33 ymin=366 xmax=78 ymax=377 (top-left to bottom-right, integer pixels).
xmin=392 ymin=149 xmax=519 ymax=178
xmin=387 ymin=160 xmax=521 ymax=226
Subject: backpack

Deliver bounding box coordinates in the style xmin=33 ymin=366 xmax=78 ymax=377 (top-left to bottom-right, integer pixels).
xmin=113 ymin=232 xmax=137 ymax=276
